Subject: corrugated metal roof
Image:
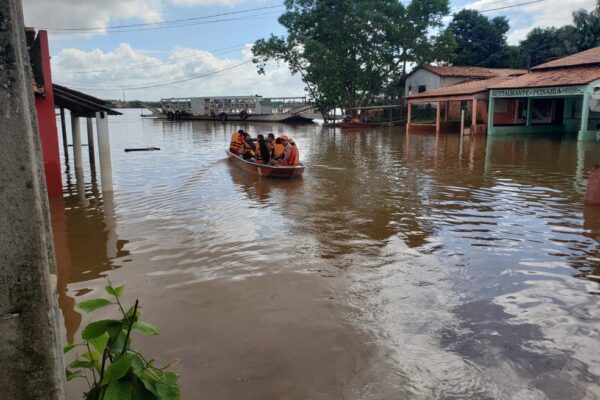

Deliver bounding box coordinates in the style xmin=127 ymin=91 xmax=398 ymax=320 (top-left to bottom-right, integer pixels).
xmin=531 ymin=46 xmax=600 ymax=70
xmin=408 ymin=76 xmax=511 ymax=99
xmin=415 ymin=65 xmax=527 ymax=78
xmin=53 ymin=84 xmax=122 ymax=117
xmin=490 ymin=66 xmax=600 ymax=89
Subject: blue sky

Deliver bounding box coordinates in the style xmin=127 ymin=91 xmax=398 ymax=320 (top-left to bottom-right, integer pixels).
xmin=21 ymin=0 xmax=597 ymax=100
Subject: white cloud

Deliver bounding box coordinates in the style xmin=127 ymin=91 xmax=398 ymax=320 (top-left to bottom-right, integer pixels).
xmin=460 ymin=0 xmax=597 ymax=45
xmin=22 ymin=0 xmax=163 ymax=34
xmin=51 ymin=43 xmax=305 ymax=101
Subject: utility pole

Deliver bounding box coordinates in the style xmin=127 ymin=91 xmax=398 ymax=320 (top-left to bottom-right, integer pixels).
xmin=0 ymin=1 xmax=66 ymax=399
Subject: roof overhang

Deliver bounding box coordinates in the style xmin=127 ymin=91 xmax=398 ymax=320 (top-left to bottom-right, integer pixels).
xmin=53 ymin=84 xmax=122 ymax=118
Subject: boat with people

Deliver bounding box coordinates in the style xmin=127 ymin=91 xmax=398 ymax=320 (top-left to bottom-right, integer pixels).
xmin=225 ymin=150 xmax=305 ymax=178
xmin=226 ymin=130 xmax=305 ymax=178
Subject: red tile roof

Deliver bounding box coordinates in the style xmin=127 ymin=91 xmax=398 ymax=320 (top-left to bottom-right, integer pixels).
xmin=490 ymin=66 xmax=600 ymax=89
xmin=408 ymin=76 xmax=511 ymax=99
xmin=417 ymin=65 xmax=527 ymax=78
xmin=532 ymin=46 xmax=600 ymax=70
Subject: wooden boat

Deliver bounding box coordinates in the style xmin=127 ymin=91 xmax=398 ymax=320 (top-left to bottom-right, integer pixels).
xmin=225 ymin=150 xmax=305 ymax=178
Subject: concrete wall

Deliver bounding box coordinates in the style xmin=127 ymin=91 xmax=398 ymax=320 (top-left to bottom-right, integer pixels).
xmin=405 ymin=69 xmax=442 ymax=98
xmin=0 ymin=0 xmax=66 ymax=398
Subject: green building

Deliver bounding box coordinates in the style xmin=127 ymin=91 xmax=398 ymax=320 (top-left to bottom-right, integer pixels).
xmin=488 ymin=46 xmax=600 ymax=141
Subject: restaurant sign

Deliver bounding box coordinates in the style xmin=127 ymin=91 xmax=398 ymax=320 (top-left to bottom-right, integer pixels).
xmin=491 ymin=86 xmax=586 ymax=98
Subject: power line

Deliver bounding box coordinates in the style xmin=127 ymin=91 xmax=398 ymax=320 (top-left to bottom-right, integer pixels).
xmin=57 ymin=59 xmax=253 ymax=91
xmin=479 ymin=0 xmax=546 ymax=13
xmin=40 ymin=4 xmax=284 ymax=32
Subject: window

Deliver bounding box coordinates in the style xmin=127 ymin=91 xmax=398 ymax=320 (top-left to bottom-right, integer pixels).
xmin=418 ymin=85 xmax=427 ymax=93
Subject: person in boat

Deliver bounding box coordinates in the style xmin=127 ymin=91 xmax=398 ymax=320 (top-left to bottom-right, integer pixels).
xmin=229 ymin=129 xmax=245 ymax=155
xmin=266 ymin=133 xmax=275 ymax=157
xmin=271 ymin=137 xmax=285 ymax=164
xmin=278 ymin=135 xmax=300 ymax=166
xmin=254 ymin=134 xmax=271 ymax=164
xmin=241 ymin=132 xmax=256 ymax=160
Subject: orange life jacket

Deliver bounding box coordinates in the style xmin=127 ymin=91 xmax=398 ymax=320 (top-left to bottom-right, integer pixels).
xmin=273 ymin=143 xmax=285 ymax=159
xmin=282 ymin=142 xmax=300 ymax=166
xmin=290 ymin=143 xmax=300 ymax=165
xmin=229 ymin=133 xmax=244 ymax=154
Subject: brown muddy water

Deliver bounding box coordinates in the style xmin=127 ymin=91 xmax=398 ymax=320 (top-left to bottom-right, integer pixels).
xmin=54 ymin=109 xmax=600 ymax=399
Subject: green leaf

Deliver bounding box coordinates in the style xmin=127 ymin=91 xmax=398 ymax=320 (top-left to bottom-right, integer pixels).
xmin=82 ymin=351 xmax=100 ymax=362
xmin=89 ymin=333 xmax=109 ymax=355
xmin=134 ymin=369 xmax=159 ymax=396
xmin=132 ymin=321 xmax=160 ymax=336
xmin=82 ymin=320 xmax=121 ymax=340
xmin=107 ymin=322 xmax=124 ymax=338
xmin=76 ymin=298 xmax=113 ymax=313
xmin=69 ymin=360 xmax=95 ymax=370
xmin=66 ymin=369 xmax=86 ymax=382
xmin=102 ymin=354 xmax=136 ymax=385
xmin=104 ymin=381 xmax=132 ymax=400
xmin=108 ymin=331 xmax=130 ymax=354
xmin=63 ymin=343 xmax=80 ymax=354
xmin=105 ymin=284 xmax=125 ymax=298
xmin=156 ymin=379 xmax=180 ymax=400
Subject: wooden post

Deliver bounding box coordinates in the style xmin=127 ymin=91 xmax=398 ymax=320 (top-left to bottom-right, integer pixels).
xmin=60 ymin=107 xmax=69 ymax=162
xmin=526 ymin=98 xmax=533 ymax=127
xmin=87 ymin=117 xmax=96 ymax=170
xmin=445 ymin=101 xmax=449 ymax=122
xmin=472 ymin=98 xmax=478 ymax=134
xmin=436 ymin=101 xmax=441 ymax=135
xmin=0 ymin=0 xmax=66 ymax=397
xmin=406 ymin=102 xmax=412 ymax=134
xmin=460 ymin=109 xmax=465 ymax=137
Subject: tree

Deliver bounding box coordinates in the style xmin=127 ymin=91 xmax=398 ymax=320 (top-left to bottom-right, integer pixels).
xmin=448 ymin=9 xmax=511 ymax=67
xmin=519 ymin=27 xmax=574 ymax=67
xmin=252 ymin=0 xmax=451 ymax=118
xmin=573 ymin=1 xmax=600 ymax=51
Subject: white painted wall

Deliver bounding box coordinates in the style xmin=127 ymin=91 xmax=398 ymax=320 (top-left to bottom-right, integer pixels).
xmin=405 ymin=69 xmax=470 ymax=98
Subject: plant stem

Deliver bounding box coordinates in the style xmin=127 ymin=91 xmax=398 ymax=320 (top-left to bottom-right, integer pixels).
xmin=86 ymin=342 xmax=98 ymax=386
xmin=121 ymin=300 xmax=139 ymax=356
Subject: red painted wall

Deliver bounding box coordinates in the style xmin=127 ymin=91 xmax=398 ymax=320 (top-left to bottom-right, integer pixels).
xmin=34 ymin=30 xmax=62 ymax=198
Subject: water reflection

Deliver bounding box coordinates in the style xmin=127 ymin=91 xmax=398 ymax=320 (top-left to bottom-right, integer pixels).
xmin=54 ymin=168 xmax=129 ymax=342
xmin=52 ymin=111 xmax=600 ymax=399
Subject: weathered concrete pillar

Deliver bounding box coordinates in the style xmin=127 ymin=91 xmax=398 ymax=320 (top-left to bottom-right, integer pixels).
xmin=96 ymin=111 xmax=113 ymax=191
xmin=70 ymin=115 xmax=82 ymax=171
xmin=0 ymin=1 xmax=66 ymax=398
xmin=579 ymin=92 xmax=591 ymax=141
xmin=487 ymin=96 xmax=495 ymax=136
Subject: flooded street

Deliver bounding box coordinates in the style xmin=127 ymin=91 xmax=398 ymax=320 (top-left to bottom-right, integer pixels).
xmin=56 ymin=109 xmax=600 ymax=399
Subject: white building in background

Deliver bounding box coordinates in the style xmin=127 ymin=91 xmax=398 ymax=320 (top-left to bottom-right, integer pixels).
xmin=404 ymin=65 xmax=526 ymax=98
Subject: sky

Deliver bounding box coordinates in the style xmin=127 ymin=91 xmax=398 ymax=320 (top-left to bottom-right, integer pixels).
xmin=21 ymin=0 xmax=597 ymax=101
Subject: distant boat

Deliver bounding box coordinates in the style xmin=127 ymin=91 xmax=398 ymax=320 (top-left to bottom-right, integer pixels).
xmin=225 ymin=150 xmax=305 ymax=178
xmin=159 ymin=96 xmax=320 ymax=124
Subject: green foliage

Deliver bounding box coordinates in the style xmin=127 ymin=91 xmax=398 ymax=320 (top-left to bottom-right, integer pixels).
xmin=448 ymin=9 xmax=511 ymax=68
xmin=65 ymin=282 xmax=179 ymax=400
xmin=252 ymin=0 xmax=451 ymax=118
xmin=518 ymin=0 xmax=600 ymax=68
